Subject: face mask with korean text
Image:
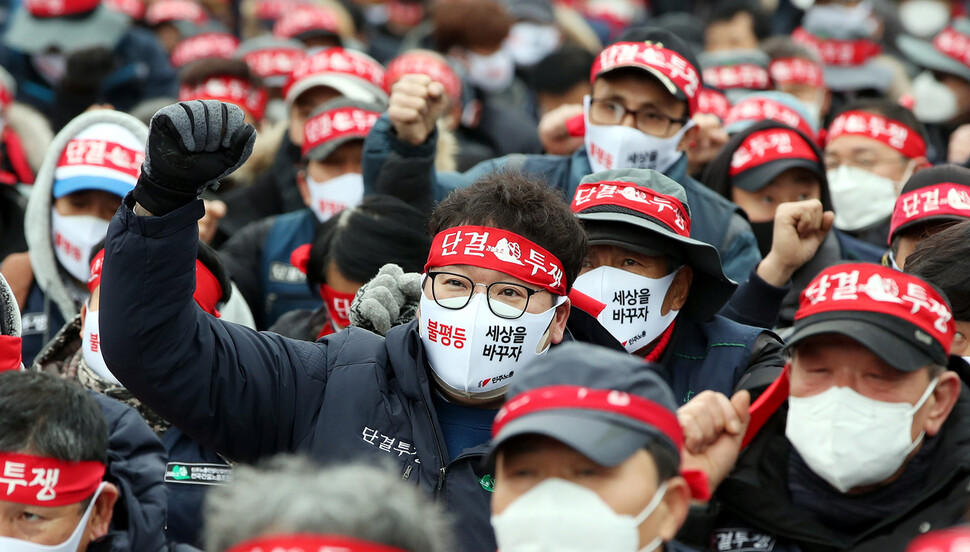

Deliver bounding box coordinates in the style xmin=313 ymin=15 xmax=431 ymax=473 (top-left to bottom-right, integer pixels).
xmin=306 ymin=173 xmax=363 ymax=223
xmin=0 ymin=482 xmax=106 ymax=552
xmin=786 ymin=378 xmax=938 ymax=493
xmin=492 ymin=478 xmax=668 ymax=552
xmin=584 ymin=96 xmax=695 ymax=176
xmin=50 ymin=209 xmax=110 ymax=284
xmin=419 ymin=291 xmax=560 ymax=399
xmin=572 ymin=266 xmax=680 ymax=353
xmin=82 ymin=306 xmax=122 ymax=386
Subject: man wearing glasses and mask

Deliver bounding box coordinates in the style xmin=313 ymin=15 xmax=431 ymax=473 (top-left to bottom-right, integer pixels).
xmin=96 ymin=99 xmax=589 ymax=552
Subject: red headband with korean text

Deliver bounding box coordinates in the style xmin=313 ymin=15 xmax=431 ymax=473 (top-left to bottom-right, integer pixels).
xmin=890 ymin=183 xmax=970 ymax=242
xmin=828 ymin=110 xmax=926 ymax=159
xmin=179 ymin=77 xmax=268 ymax=121
xmin=591 ymin=42 xmax=700 ymax=114
xmin=242 ymin=47 xmax=305 ymax=80
xmin=769 ymin=57 xmax=824 ymax=87
xmin=425 ymin=226 xmax=566 ymax=296
xmin=702 ymin=64 xmax=771 ymax=91
xmin=273 ymin=7 xmax=340 ymax=40
xmin=725 ymin=97 xmax=816 ymax=139
xmin=695 ymin=87 xmax=730 ymax=120
xmin=933 ymin=26 xmax=970 ymax=69
xmin=302 ymin=106 xmax=380 ymax=157
xmin=796 ymin=264 xmax=955 ymax=351
xmin=792 ymin=27 xmax=882 ymax=66
xmin=493 ymin=385 xmax=710 ymax=500
xmin=730 ymin=128 xmax=819 ymax=176
xmin=226 ymin=534 xmax=407 ymax=552
xmin=170 ymin=33 xmax=240 ymax=68
xmin=571 ymin=181 xmax=691 ymax=237
xmin=0 ymin=452 xmax=105 ymax=507
xmin=284 ymin=48 xmax=386 ymax=100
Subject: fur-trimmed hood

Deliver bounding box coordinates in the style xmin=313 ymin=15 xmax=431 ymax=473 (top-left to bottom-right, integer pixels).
xmin=24 ymin=110 xmax=148 ymax=322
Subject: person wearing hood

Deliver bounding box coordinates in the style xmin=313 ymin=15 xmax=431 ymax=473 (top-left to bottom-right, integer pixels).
xmin=567 ymin=169 xmax=785 ymax=404
xmin=705 ymin=120 xmax=884 ymax=328
xmin=364 ymin=28 xmax=762 ymax=284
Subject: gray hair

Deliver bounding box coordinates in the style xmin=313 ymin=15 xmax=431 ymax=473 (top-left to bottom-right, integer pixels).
xmin=204 ymin=455 xmax=455 ymax=552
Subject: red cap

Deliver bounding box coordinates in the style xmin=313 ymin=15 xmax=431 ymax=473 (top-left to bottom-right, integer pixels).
xmin=26 ymin=0 xmax=99 ymax=18
xmin=179 ymin=76 xmax=268 ymax=121
xmin=385 ymin=52 xmax=461 ymax=105
xmin=170 ymin=32 xmax=240 ymax=68
xmin=591 ymin=41 xmax=701 ymax=116
xmin=273 ymin=5 xmax=341 ymax=40
xmin=145 ymin=0 xmax=207 ymax=26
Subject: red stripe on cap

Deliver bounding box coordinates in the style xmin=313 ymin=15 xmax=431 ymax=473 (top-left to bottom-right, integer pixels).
xmin=425 ymin=226 xmax=566 ymax=296
xmin=242 ymin=47 xmax=305 ymax=80
xmin=254 ymin=0 xmax=303 ymax=20
xmin=828 ymin=110 xmax=926 ymax=159
xmin=571 ymin=180 xmax=691 ymax=237
xmin=26 ymin=0 xmax=98 ymax=17
xmin=170 ymin=32 xmax=239 ymax=68
xmin=796 ymin=263 xmax=955 ymax=353
xmin=302 ymin=106 xmax=380 ymax=158
xmin=0 ymin=452 xmax=105 ymax=506
xmin=769 ymin=57 xmax=824 ymax=87
xmin=284 ymin=48 xmax=386 ymax=101
xmin=702 ymin=64 xmax=771 ymax=91
xmin=179 ymin=76 xmax=268 ymax=121
xmin=695 ymin=87 xmax=730 ymax=121
xmin=104 ymin=0 xmax=144 ymax=19
xmin=273 ymin=6 xmax=340 ymax=40
xmin=0 ymin=334 xmax=21 ymax=372
xmin=591 ymin=42 xmax=700 ymax=115
xmin=792 ymin=27 xmax=882 ymax=66
xmin=725 ymin=97 xmax=816 ymax=139
xmin=934 ymin=26 xmax=970 ymax=69
xmin=194 ymin=260 xmax=222 ymax=317
xmin=227 ymin=534 xmax=408 ymax=552
xmin=730 ymin=128 xmax=818 ymax=176
xmin=88 ymin=248 xmax=105 ymax=293
xmin=890 ymin=183 xmax=970 ymax=243
xmin=58 ymin=139 xmax=144 ymax=180
xmin=144 ymin=0 xmax=206 ymax=25
xmin=385 ymin=53 xmax=461 ymax=104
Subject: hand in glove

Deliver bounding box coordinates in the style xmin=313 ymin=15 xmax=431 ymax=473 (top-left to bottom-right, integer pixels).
xmin=133 ymin=100 xmax=256 ymax=216
xmin=349 ymin=264 xmax=423 ymax=336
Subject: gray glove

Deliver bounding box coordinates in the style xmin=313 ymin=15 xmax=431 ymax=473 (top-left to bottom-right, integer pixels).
xmin=132 ymin=100 xmax=256 ymax=215
xmin=349 ymin=264 xmax=422 ymax=336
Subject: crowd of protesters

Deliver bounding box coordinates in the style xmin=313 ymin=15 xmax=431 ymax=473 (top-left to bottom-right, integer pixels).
xmin=4 ymin=0 xmax=970 ymax=550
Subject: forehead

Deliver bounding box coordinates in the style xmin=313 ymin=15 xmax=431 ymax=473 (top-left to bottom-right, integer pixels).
xmin=593 ymin=71 xmax=679 ymax=107
xmin=825 ymin=133 xmax=899 ymax=158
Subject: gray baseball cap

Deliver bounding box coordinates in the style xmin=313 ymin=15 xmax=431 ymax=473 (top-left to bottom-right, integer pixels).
xmin=303 ymin=97 xmax=384 ymax=161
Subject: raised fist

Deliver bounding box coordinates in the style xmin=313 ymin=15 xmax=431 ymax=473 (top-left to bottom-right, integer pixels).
xmin=387 ymin=74 xmax=449 ymax=146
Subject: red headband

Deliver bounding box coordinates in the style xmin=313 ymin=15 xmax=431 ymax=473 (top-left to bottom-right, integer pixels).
xmin=227 ymin=534 xmax=407 ymax=552
xmin=273 ymin=6 xmax=341 ymax=40
xmin=725 ymin=98 xmax=816 ymax=139
xmin=0 ymin=335 xmax=21 ymax=372
xmin=702 ymin=64 xmax=771 ymax=91
xmin=797 ymin=264 xmax=955 ymax=351
xmin=386 ymin=54 xmax=462 ymax=104
xmin=792 ymin=27 xmax=882 ymax=67
xmin=302 ymin=106 xmax=380 ymax=158
xmin=284 ymin=48 xmax=386 ymax=100
xmin=179 ymin=77 xmax=268 ymax=121
xmin=828 ymin=110 xmax=926 ymax=159
xmin=425 ymin=226 xmax=566 ymax=296
xmin=171 ymin=33 xmax=240 ymax=68
xmin=890 ymin=183 xmax=970 ymax=243
xmin=242 ymin=47 xmax=305 ymax=80
xmin=592 ymin=42 xmax=700 ymax=114
xmin=254 ymin=0 xmax=303 ymax=20
xmin=26 ymin=0 xmax=97 ymax=17
xmin=0 ymin=452 xmax=105 ymax=506
xmin=934 ymin=26 xmax=970 ymax=69
xmin=730 ymin=128 xmax=819 ymax=176
xmin=769 ymin=57 xmax=824 ymax=88
xmin=145 ymin=0 xmax=206 ymax=25
xmin=695 ymin=87 xmax=730 ymax=121
xmin=571 ymin=181 xmax=691 ymax=237
xmin=105 ymin=0 xmax=144 ymax=19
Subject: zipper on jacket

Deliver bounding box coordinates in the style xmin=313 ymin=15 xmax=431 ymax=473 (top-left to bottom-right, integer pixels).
xmin=402 ymin=465 xmax=412 ymax=481
xmin=421 ymin=398 xmax=448 ymax=499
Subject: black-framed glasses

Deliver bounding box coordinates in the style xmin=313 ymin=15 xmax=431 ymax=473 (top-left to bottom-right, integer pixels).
xmin=426 ymin=271 xmax=546 ymax=320
xmin=588 ymin=98 xmax=689 ymax=136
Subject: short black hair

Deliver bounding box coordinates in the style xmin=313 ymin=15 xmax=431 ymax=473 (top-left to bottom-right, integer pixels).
xmin=761 ymin=35 xmax=822 ymax=63
xmin=0 ymin=371 xmax=108 ymax=464
xmin=428 ymin=170 xmax=588 ymax=291
xmin=706 ymin=0 xmax=772 ymax=42
xmin=307 ymin=195 xmax=432 ymax=288
xmin=831 ymin=99 xmax=929 ymax=159
xmin=531 ymin=45 xmax=594 ymax=96
xmin=904 ymin=220 xmax=970 ymax=321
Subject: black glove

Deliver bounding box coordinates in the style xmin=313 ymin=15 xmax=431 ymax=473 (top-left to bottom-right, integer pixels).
xmin=132 ymin=100 xmax=256 ymax=216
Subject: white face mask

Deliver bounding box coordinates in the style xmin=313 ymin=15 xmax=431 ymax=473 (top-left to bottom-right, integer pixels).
xmin=31 ymin=52 xmax=67 ymax=84
xmin=899 ymin=0 xmax=951 ymax=38
xmin=786 ymin=378 xmax=938 ymax=493
xmin=912 ymin=71 xmax=959 ymax=124
xmin=492 ymin=478 xmax=668 ymax=552
xmin=419 ymin=291 xmax=560 ymax=399
xmin=50 ymin=209 xmax=110 ymax=284
xmin=504 ymin=22 xmax=561 ymax=67
xmin=466 ymin=49 xmax=516 ymax=93
xmin=306 ymin=173 xmax=364 ymax=223
xmin=584 ymin=97 xmax=695 ymax=176
xmin=803 ymin=1 xmax=876 ymax=36
xmin=81 ymin=307 xmax=121 ymax=386
xmin=572 ymin=266 xmax=680 ymax=354
xmin=827 ymin=165 xmax=899 ymax=231
xmin=0 ymin=482 xmax=106 ymax=552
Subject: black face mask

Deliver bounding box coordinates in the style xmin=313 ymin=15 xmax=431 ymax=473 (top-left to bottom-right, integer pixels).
xmin=750 ymin=220 xmax=774 ymax=258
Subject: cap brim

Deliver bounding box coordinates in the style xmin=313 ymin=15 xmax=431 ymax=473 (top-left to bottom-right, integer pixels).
xmin=733 ymin=158 xmax=823 ymax=192
xmin=580 ymin=212 xmax=738 ymax=320
xmin=4 ymin=5 xmax=129 ymax=53
xmin=305 ymin=134 xmax=365 ymax=161
xmin=285 ymin=74 xmax=388 ymax=105
xmin=53 ymin=175 xmax=132 ymax=199
xmin=488 ymin=409 xmax=664 ymax=467
xmin=596 ymin=65 xmax=687 ymax=103
xmin=891 ymin=214 xmax=969 ymax=242
xmin=823 ymin=61 xmax=893 ymax=93
xmin=786 ymin=312 xmax=943 ymax=372
xmin=897 ymin=34 xmax=970 ymax=83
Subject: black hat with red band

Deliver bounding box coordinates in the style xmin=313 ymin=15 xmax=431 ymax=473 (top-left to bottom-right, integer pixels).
xmin=888 ymin=164 xmax=970 ymax=246
xmin=489 ymin=342 xmax=710 ymax=500
xmin=788 ymin=263 xmax=956 ymax=372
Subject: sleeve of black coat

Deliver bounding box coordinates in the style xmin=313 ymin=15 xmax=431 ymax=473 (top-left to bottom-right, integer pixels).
xmin=720 ymin=267 xmax=791 ymax=329
xmin=733 ymin=331 xmax=786 ymax=402
xmin=362 ymin=114 xmax=438 ymax=218
xmin=99 ymin=196 xmax=333 ymax=463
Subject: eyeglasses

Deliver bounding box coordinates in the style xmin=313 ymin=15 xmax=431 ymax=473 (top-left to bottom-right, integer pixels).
xmin=426 ymin=271 xmax=546 ymax=320
xmin=588 ymin=98 xmax=689 ymax=136
xmin=824 ymin=153 xmax=908 ymax=172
